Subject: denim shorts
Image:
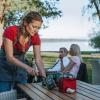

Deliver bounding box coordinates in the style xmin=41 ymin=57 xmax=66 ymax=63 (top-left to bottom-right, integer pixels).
xmin=0 ymin=81 xmax=12 ymax=92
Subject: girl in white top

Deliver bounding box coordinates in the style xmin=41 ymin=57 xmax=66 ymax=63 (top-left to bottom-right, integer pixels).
xmin=62 ymin=44 xmax=83 ymax=78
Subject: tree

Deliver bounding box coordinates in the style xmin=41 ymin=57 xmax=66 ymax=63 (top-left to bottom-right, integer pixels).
xmin=0 ymin=0 xmax=62 ymax=28
xmin=0 ymin=0 xmax=62 ymax=47
xmin=89 ymin=30 xmax=100 ymax=50
xmin=83 ymin=0 xmax=100 ymax=50
xmin=83 ymin=0 xmax=100 ymax=23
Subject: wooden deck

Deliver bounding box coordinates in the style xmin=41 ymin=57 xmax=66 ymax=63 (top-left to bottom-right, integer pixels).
xmin=17 ymin=80 xmax=100 ymax=100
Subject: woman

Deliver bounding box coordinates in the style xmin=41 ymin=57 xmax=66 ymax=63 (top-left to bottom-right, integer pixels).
xmin=48 ymin=47 xmax=70 ymax=72
xmin=0 ymin=11 xmax=46 ymax=92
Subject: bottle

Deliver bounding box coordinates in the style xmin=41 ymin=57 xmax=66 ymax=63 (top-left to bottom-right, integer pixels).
xmin=42 ymin=77 xmax=46 ymax=86
xmin=46 ymin=75 xmax=56 ymax=90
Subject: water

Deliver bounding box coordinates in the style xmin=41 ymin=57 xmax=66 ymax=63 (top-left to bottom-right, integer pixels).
xmin=29 ymin=39 xmax=98 ymax=51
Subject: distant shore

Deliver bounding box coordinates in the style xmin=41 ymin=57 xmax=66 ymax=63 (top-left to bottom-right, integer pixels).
xmin=41 ymin=38 xmax=88 ymax=42
xmin=40 ymin=38 xmax=97 ymax=51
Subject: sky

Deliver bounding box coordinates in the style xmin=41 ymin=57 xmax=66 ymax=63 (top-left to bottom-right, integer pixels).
xmin=39 ymin=0 xmax=96 ymax=39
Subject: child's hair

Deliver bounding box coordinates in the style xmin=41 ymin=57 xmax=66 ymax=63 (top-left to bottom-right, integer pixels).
xmin=59 ymin=47 xmax=68 ymax=55
xmin=70 ymin=44 xmax=83 ymax=62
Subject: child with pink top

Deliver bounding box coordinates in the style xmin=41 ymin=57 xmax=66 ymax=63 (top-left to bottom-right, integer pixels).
xmin=62 ymin=44 xmax=83 ymax=78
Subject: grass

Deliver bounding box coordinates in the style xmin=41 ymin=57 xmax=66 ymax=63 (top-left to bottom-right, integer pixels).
xmin=26 ymin=51 xmax=100 ymax=84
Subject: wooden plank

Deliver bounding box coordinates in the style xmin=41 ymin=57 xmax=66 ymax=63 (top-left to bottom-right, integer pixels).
xmin=77 ymin=88 xmax=96 ymax=100
xmin=77 ymin=81 xmax=100 ymax=93
xmin=38 ymin=83 xmax=76 ymax=100
xmin=51 ymin=88 xmax=91 ymax=100
xmin=18 ymin=81 xmax=100 ymax=100
xmin=31 ymin=83 xmax=65 ymax=100
xmin=35 ymin=83 xmax=91 ymax=100
xmin=75 ymin=93 xmax=91 ymax=100
xmin=78 ymin=80 xmax=100 ymax=89
xmin=17 ymin=84 xmax=43 ymax=100
xmin=33 ymin=83 xmax=73 ymax=100
xmin=77 ymin=84 xmax=100 ymax=98
xmin=77 ymin=81 xmax=100 ymax=99
xmin=92 ymin=85 xmax=100 ymax=89
xmin=77 ymin=87 xmax=100 ymax=100
xmin=26 ymin=84 xmax=52 ymax=100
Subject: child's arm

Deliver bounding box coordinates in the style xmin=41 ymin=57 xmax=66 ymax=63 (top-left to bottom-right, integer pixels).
xmin=61 ymin=59 xmax=75 ymax=73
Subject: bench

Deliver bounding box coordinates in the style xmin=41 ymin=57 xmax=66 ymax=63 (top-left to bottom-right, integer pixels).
xmin=17 ymin=80 xmax=100 ymax=100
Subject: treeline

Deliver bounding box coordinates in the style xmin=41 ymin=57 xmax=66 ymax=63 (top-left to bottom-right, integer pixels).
xmin=81 ymin=51 xmax=100 ymax=54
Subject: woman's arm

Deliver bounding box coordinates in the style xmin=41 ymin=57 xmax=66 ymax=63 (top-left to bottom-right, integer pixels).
xmin=33 ymin=45 xmax=46 ymax=77
xmin=4 ymin=38 xmax=37 ymax=76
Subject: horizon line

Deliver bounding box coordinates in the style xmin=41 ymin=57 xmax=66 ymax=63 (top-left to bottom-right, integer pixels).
xmin=41 ymin=38 xmax=89 ymax=42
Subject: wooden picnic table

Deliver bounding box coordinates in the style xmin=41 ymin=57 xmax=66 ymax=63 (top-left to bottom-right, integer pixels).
xmin=17 ymin=80 xmax=100 ymax=100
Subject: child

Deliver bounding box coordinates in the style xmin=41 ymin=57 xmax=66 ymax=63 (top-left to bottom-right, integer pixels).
xmin=62 ymin=44 xmax=83 ymax=78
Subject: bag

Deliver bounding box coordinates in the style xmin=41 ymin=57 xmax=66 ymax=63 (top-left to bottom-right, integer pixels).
xmin=42 ymin=76 xmax=56 ymax=90
xmin=58 ymin=77 xmax=76 ymax=93
xmin=46 ymin=71 xmax=63 ymax=86
xmin=77 ymin=63 xmax=88 ymax=82
xmin=46 ymin=75 xmax=56 ymax=90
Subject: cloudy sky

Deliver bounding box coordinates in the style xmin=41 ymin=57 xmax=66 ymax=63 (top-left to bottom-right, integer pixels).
xmin=40 ymin=0 xmax=96 ymax=39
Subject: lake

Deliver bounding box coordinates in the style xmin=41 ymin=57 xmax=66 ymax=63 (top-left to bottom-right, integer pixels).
xmin=28 ymin=38 xmax=98 ymax=51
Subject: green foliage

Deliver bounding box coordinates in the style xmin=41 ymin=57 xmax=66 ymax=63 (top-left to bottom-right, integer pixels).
xmin=89 ymin=31 xmax=100 ymax=50
xmin=3 ymin=0 xmax=62 ymax=28
xmin=83 ymin=0 xmax=100 ymax=24
xmin=81 ymin=51 xmax=100 ymax=54
xmin=83 ymin=0 xmax=100 ymax=50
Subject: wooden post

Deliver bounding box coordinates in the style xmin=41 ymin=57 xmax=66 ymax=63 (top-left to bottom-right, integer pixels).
xmin=91 ymin=59 xmax=100 ymax=85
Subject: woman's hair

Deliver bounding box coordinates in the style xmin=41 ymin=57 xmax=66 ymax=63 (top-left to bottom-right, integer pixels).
xmin=18 ymin=11 xmax=43 ymax=36
xmin=70 ymin=44 xmax=83 ymax=62
xmin=22 ymin=11 xmax=43 ymax=24
xmin=59 ymin=47 xmax=68 ymax=55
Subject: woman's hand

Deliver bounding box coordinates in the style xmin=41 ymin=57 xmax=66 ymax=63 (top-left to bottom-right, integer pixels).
xmin=59 ymin=55 xmax=63 ymax=60
xmin=26 ymin=67 xmax=38 ymax=76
